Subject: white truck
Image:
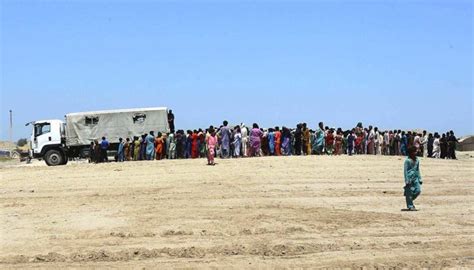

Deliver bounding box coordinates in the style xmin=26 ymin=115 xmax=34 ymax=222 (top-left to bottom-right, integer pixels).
xmin=27 ymin=107 xmax=170 ymax=166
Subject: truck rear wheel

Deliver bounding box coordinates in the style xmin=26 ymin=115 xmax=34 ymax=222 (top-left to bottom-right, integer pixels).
xmin=45 ymin=150 xmax=64 ymax=166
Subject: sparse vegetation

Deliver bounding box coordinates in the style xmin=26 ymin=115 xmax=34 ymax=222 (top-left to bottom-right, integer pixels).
xmin=0 ymin=156 xmax=13 ymax=162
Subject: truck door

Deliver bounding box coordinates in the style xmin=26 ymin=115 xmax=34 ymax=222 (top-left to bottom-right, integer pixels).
xmin=33 ymin=122 xmax=52 ymax=154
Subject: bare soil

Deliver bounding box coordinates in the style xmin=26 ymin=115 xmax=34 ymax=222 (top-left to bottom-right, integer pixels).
xmin=1 ymin=154 xmax=473 ymax=268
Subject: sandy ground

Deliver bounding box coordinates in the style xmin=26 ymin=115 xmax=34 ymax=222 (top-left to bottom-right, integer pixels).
xmin=1 ymin=153 xmax=473 ymax=269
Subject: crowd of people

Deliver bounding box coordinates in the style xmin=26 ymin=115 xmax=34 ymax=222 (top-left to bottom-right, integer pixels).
xmin=88 ymin=120 xmax=460 ymax=165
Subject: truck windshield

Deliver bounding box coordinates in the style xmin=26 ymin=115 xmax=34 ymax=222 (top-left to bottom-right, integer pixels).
xmin=35 ymin=123 xmax=51 ymax=137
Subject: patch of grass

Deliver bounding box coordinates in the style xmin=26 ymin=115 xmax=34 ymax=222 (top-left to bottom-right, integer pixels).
xmin=0 ymin=157 xmax=13 ymax=162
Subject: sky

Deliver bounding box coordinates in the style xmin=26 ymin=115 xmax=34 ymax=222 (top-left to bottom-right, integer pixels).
xmin=1 ymin=0 xmax=472 ymax=141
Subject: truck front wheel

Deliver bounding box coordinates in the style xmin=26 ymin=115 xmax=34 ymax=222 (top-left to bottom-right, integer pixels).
xmin=45 ymin=150 xmax=64 ymax=166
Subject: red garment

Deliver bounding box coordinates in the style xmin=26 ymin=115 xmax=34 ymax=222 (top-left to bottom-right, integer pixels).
xmin=326 ymin=133 xmax=334 ymax=146
xmin=191 ymin=133 xmax=199 ymax=158
xmin=155 ymin=137 xmax=163 ymax=160
xmin=335 ymin=135 xmax=343 ymax=155
xmin=355 ymin=135 xmax=362 ymax=146
xmin=274 ymin=131 xmax=281 ymax=156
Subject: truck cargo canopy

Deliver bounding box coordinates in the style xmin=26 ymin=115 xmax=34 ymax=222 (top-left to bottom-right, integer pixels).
xmin=65 ymin=107 xmax=169 ymax=146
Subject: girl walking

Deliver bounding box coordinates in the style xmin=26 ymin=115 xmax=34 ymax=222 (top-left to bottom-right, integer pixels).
xmin=206 ymin=128 xmax=218 ymax=165
xmin=403 ymin=146 xmax=423 ymax=211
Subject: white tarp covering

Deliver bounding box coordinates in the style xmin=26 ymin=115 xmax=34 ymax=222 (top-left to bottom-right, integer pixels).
xmin=65 ymin=107 xmax=169 ymax=146
xmin=458 ymin=135 xmax=474 ymax=151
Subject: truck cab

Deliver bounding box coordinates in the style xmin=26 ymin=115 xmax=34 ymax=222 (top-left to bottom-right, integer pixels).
xmin=29 ymin=119 xmax=67 ymax=166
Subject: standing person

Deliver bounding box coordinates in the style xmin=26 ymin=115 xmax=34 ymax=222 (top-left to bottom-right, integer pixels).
xmin=310 ymin=130 xmax=317 ymax=154
xmin=94 ymin=139 xmax=101 ymax=163
xmin=181 ymin=130 xmax=187 ymax=158
xmin=191 ymin=130 xmax=199 ymax=158
xmin=393 ymin=131 xmax=401 ymax=155
xmin=302 ymin=123 xmax=311 ymax=155
xmin=294 ymin=124 xmax=303 ymax=155
xmin=427 ymin=133 xmax=434 ymax=158
xmin=146 ymin=131 xmax=155 ymax=160
xmin=117 ymin=138 xmax=125 ymax=162
xmin=206 ymin=128 xmax=218 ymax=165
xmin=249 ymin=123 xmax=263 ymax=157
xmin=155 ymin=132 xmax=164 ymax=160
xmin=407 ymin=131 xmax=414 ymax=148
xmin=355 ymin=122 xmax=363 ymax=136
xmin=383 ymin=131 xmax=390 ymax=155
xmin=229 ymin=128 xmax=235 ymax=157
xmin=139 ymin=134 xmax=147 ymax=160
xmin=89 ymin=141 xmax=96 ymax=163
xmin=168 ymin=133 xmax=177 ymax=159
xmin=261 ymin=129 xmax=269 ymax=156
xmin=334 ymin=130 xmax=343 ymax=155
xmin=388 ymin=131 xmax=395 ymax=155
xmin=133 ymin=137 xmax=140 ymax=161
xmin=421 ymin=130 xmax=428 ymax=157
xmin=325 ymin=129 xmax=335 ymax=155
xmin=400 ymin=132 xmax=408 ymax=156
xmin=281 ymin=127 xmax=290 ymax=156
xmin=378 ymin=131 xmax=384 ymax=155
xmin=185 ymin=130 xmax=193 ymax=159
xmin=274 ymin=127 xmax=281 ymax=156
xmin=100 ymin=136 xmax=109 ymax=162
xmin=440 ymin=133 xmax=448 ymax=159
xmin=374 ymin=127 xmax=380 ymax=155
xmin=175 ymin=131 xmax=183 ymax=159
xmin=362 ymin=128 xmax=368 ymax=154
xmin=448 ymin=131 xmax=459 ymax=160
xmin=347 ymin=130 xmax=355 ymax=156
xmin=367 ymin=126 xmax=375 ymax=155
xmin=167 ymin=109 xmax=175 ymax=133
xmin=233 ymin=126 xmax=242 ymax=157
xmin=355 ymin=133 xmax=363 ymax=154
xmin=124 ymin=138 xmax=131 ymax=161
xmin=241 ymin=124 xmax=249 ymax=157
xmin=432 ymin=133 xmax=441 ymax=158
xmin=315 ymin=122 xmax=325 ymax=155
xmin=267 ymin=128 xmax=275 ymax=156
xmin=403 ymin=146 xmax=423 ymax=211
xmin=414 ymin=133 xmax=422 ymax=157
xmin=219 ymin=121 xmax=231 ymax=158
xmin=162 ymin=133 xmax=169 ymax=159
xmin=198 ymin=129 xmax=207 ymax=158
xmin=341 ymin=131 xmax=347 ymax=155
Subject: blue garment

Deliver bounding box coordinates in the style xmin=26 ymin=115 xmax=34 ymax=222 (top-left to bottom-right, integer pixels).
xmin=233 ymin=133 xmax=241 ymax=157
xmin=145 ymin=134 xmax=155 ymax=160
xmin=220 ymin=126 xmax=231 ymax=158
xmin=268 ymin=132 xmax=275 ymax=155
xmin=404 ymin=157 xmax=422 ymax=209
xmin=347 ymin=134 xmax=355 ymax=145
xmin=100 ymin=140 xmax=109 ymax=150
xmin=117 ymin=142 xmax=124 ymax=162
xmin=185 ymin=135 xmax=192 ymax=158
xmin=401 ymin=135 xmax=408 ymax=156
xmin=347 ymin=134 xmax=355 ymax=155
xmin=315 ymin=129 xmax=325 ymax=154
xmin=282 ymin=137 xmax=291 ymax=156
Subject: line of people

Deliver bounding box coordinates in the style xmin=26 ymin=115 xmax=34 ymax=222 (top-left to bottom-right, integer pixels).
xmin=88 ymin=121 xmax=460 ymax=164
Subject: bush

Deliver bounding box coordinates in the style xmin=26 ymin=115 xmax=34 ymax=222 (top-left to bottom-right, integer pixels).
xmin=17 ymin=138 xmax=28 ymax=147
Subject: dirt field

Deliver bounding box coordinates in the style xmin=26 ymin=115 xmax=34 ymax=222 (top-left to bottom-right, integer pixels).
xmin=1 ymin=153 xmax=473 ymax=268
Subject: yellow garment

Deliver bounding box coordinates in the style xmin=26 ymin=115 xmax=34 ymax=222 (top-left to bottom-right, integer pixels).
xmin=133 ymin=140 xmax=140 ymax=161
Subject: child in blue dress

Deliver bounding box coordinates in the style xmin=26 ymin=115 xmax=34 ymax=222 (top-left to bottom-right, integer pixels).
xmin=403 ymin=146 xmax=423 ymax=211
